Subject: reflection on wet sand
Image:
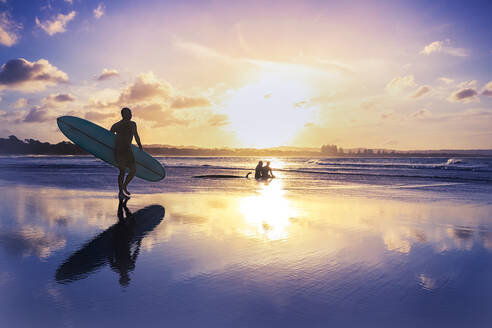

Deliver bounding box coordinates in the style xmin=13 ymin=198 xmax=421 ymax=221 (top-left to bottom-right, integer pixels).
xmin=0 ymin=225 xmax=66 ymax=258
xmin=239 ymin=179 xmax=297 ymax=240
xmin=55 ymin=201 xmax=165 ymax=286
xmin=1 ymin=181 xmax=492 ymax=326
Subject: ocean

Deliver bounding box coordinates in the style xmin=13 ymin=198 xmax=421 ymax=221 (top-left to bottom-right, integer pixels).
xmin=1 ymin=155 xmax=491 ymax=195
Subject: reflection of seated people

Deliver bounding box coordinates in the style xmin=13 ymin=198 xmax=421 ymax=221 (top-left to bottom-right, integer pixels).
xmin=255 ymin=161 xmax=264 ymax=179
xmin=110 ymin=198 xmax=141 ymax=286
xmin=261 ymin=161 xmax=275 ymax=179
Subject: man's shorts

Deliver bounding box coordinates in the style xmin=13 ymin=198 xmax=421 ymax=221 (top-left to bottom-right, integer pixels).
xmin=115 ymin=146 xmax=135 ymax=169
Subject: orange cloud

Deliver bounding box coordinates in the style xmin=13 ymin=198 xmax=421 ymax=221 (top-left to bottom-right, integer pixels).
xmin=171 ymin=96 xmax=211 ymax=109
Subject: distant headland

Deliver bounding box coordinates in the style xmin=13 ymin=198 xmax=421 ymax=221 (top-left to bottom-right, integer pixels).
xmin=1 ymin=135 xmax=491 ymax=157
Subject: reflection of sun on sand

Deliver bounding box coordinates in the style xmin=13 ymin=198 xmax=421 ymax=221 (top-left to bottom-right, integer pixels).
xmin=239 ymin=179 xmax=297 ymax=240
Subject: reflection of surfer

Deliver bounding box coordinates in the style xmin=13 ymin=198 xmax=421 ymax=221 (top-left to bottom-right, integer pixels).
xmin=110 ymin=107 xmax=143 ymax=199
xmin=111 ymin=198 xmax=141 ymax=286
xmin=55 ymin=204 xmax=165 ymax=286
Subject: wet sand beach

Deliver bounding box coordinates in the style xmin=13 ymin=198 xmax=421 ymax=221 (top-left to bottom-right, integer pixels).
xmin=1 ymin=157 xmax=492 ymax=327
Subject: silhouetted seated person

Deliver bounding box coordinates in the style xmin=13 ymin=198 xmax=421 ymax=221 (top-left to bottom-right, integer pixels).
xmin=255 ymin=161 xmax=263 ymax=179
xmin=110 ymin=107 xmax=143 ymax=199
xmin=261 ymin=161 xmax=275 ymax=179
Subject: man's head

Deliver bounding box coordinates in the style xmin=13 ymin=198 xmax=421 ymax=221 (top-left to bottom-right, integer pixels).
xmin=258 ymin=161 xmax=263 ymax=165
xmin=121 ymin=107 xmax=132 ymax=120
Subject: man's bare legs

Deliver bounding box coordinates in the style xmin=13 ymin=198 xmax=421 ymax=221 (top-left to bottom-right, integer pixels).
xmin=122 ymin=163 xmax=136 ymax=196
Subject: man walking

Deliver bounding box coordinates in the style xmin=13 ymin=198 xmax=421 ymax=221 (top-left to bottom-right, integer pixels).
xmin=110 ymin=107 xmax=142 ymax=199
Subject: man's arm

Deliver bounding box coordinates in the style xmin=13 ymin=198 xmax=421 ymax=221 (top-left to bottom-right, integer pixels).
xmin=133 ymin=122 xmax=143 ymax=150
xmin=110 ymin=122 xmax=117 ymax=134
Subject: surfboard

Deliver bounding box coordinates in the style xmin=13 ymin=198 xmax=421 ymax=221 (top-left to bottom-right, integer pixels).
xmin=193 ymin=173 xmax=252 ymax=179
xmin=57 ymin=116 xmax=165 ymax=182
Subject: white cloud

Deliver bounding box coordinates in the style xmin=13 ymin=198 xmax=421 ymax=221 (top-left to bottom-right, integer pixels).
xmin=458 ymin=80 xmax=477 ymax=89
xmin=0 ymin=12 xmax=22 ymax=46
xmin=118 ymin=72 xmax=171 ymax=104
xmin=13 ymin=97 xmax=28 ymax=108
xmin=386 ymin=75 xmax=416 ymax=91
xmin=42 ymin=93 xmax=76 ymax=107
xmin=411 ymin=85 xmax=431 ymax=98
xmin=93 ymin=3 xmax=105 ymax=19
xmin=438 ymin=77 xmax=454 ymax=85
xmin=87 ymin=71 xmax=216 ymax=127
xmin=420 ymin=40 xmax=468 ymax=57
xmin=482 ymin=81 xmax=492 ymax=97
xmin=0 ymin=58 xmax=69 ymax=92
xmin=448 ymin=88 xmax=479 ymax=103
xmin=96 ymin=68 xmax=119 ymax=81
xmin=23 ymin=106 xmax=55 ymax=123
xmin=35 ymin=11 xmax=76 ymax=36
xmin=420 ymin=41 xmax=443 ymax=55
xmin=412 ymin=108 xmax=431 ymax=119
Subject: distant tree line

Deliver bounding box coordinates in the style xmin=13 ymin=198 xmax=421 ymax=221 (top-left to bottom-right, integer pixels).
xmin=0 ymin=135 xmax=322 ymax=156
xmin=0 ymin=136 xmax=86 ymax=155
xmin=0 ymin=136 xmax=489 ymax=157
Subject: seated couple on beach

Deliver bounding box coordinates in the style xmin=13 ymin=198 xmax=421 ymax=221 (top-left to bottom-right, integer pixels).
xmin=255 ymin=161 xmax=275 ymax=180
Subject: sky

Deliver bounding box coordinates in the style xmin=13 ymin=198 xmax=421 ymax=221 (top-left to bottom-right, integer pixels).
xmin=0 ymin=0 xmax=491 ymax=149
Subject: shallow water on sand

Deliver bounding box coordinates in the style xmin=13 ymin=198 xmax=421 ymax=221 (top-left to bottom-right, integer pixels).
xmin=1 ymin=159 xmax=492 ymax=327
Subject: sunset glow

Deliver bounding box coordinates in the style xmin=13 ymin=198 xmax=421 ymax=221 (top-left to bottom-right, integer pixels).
xmin=0 ymin=0 xmax=491 ymax=149
xmin=223 ymin=70 xmax=319 ymax=147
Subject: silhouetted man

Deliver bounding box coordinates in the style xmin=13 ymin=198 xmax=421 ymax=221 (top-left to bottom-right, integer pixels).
xmin=110 ymin=107 xmax=142 ymax=199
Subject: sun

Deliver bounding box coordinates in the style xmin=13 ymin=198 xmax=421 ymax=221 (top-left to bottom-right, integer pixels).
xmin=221 ymin=69 xmax=319 ymax=148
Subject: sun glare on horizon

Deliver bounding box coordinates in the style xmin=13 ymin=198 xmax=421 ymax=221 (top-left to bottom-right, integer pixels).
xmin=221 ymin=70 xmax=320 ymax=148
